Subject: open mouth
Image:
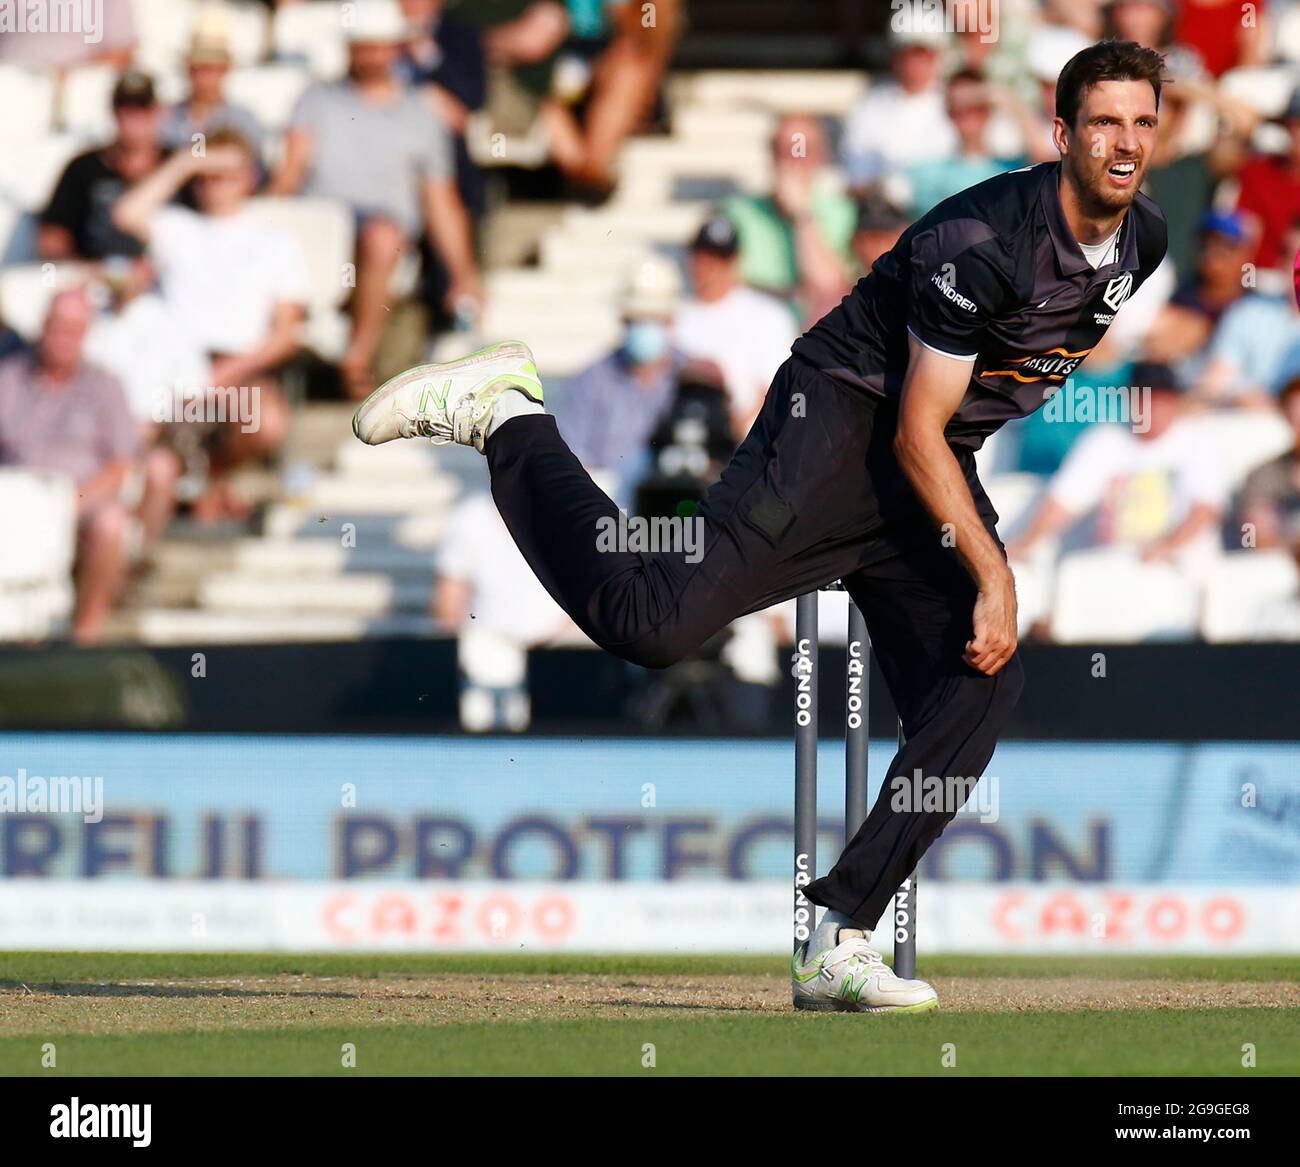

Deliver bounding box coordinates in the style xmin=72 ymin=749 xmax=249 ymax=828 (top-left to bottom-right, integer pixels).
xmin=1107 ymin=160 xmax=1138 ymax=185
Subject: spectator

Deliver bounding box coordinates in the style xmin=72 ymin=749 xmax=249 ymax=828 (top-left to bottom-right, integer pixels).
xmin=271 ymin=0 xmax=481 ymax=398
xmin=112 ymin=128 xmax=303 ymax=521
xmin=840 ymin=17 xmax=954 ymax=191
xmin=905 ymin=70 xmax=1023 ymax=219
xmin=1239 ymin=376 xmax=1300 ymax=560
xmin=1176 ymin=0 xmax=1268 ymax=78
xmin=0 ymin=291 xmax=138 ymax=644
xmin=1193 ymin=221 xmax=1300 ymax=408
xmin=1009 ymin=363 xmax=1227 ymax=581
xmin=674 ymin=215 xmax=799 ymax=439
xmin=399 ymin=0 xmax=489 ymax=324
xmin=1103 ymin=0 xmax=1175 ymax=50
xmin=556 ymin=256 xmax=682 ymax=493
xmin=723 ymin=115 xmax=856 ymax=322
xmin=850 ymin=194 xmax=910 ymax=276
xmin=1016 ymin=25 xmax=1093 ymax=164
xmin=1235 ymin=88 xmax=1300 ymax=272
xmin=161 ymin=17 xmax=265 ymax=173
xmin=1145 ymin=210 xmax=1255 ymax=371
xmin=39 ymin=71 xmax=165 ymax=263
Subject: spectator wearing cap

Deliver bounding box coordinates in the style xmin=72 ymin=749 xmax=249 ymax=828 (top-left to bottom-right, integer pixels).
xmin=112 ymin=128 xmax=305 ymax=522
xmin=555 ymin=256 xmax=683 ymax=497
xmin=674 ymin=215 xmax=800 ymax=439
xmin=722 ymin=115 xmax=856 ymax=324
xmin=0 ymin=290 xmax=139 ymax=644
xmin=271 ymin=0 xmax=481 ymax=398
xmin=1238 ymin=376 xmax=1300 ymax=565
xmin=1009 ymin=362 xmax=1227 ymax=582
xmin=1234 ymin=88 xmax=1300 ymax=272
xmin=39 ymin=71 xmax=166 ymax=263
xmin=1194 ymin=219 xmax=1300 ymax=409
xmin=1145 ymin=210 xmax=1256 ymax=372
xmin=904 ymin=69 xmax=1024 ymax=219
xmin=161 ymin=14 xmax=265 ymax=174
xmin=839 ymin=17 xmax=955 ymax=192
xmin=850 ymin=194 xmax=910 ymax=275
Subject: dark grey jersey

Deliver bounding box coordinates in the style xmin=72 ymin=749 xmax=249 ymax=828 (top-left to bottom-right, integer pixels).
xmin=792 ymin=162 xmax=1167 ymax=448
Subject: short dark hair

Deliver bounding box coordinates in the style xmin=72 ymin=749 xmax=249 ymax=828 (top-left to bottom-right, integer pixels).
xmin=1055 ymin=39 xmax=1168 ymax=129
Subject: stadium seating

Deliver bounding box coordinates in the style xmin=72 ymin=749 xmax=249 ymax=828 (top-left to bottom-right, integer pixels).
xmin=271 ymin=1 xmax=348 ymax=81
xmin=0 ymin=263 xmax=91 ymax=339
xmin=1052 ymin=548 xmax=1201 ymax=642
xmin=1201 ymin=551 xmax=1300 ymax=642
xmin=0 ymin=469 xmax=75 ymax=640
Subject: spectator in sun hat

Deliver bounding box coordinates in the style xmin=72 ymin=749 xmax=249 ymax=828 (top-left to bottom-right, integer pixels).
xmin=850 ymin=193 xmax=911 ymax=276
xmin=161 ymin=11 xmax=265 ymax=174
xmin=840 ymin=12 xmax=955 ymax=191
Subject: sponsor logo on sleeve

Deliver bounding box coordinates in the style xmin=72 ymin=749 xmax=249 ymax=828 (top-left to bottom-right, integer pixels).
xmin=930 ymin=270 xmax=978 ymax=312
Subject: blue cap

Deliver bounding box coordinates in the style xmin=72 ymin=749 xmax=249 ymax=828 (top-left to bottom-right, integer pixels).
xmin=1199 ymin=209 xmax=1247 ymax=243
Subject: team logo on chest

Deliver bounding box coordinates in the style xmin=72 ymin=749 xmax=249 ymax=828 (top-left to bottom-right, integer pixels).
xmin=1093 ymin=272 xmax=1133 ymax=325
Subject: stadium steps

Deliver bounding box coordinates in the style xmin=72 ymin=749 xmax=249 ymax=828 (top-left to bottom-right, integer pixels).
xmin=107 ymin=609 xmax=437 ymax=645
xmin=196 ymin=571 xmax=431 ymax=617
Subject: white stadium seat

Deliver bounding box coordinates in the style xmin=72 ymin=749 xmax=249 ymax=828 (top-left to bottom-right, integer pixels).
xmin=130 ymin=0 xmax=199 ymax=75
xmin=0 ymin=263 xmax=91 ymax=340
xmin=272 ymin=1 xmax=347 ymax=80
xmin=981 ymin=472 xmax=1046 ymax=540
xmin=0 ymin=134 xmax=90 ymax=211
xmin=60 ymin=63 xmax=119 ymax=139
xmin=222 ymin=2 xmax=271 ymax=67
xmin=1218 ymin=65 xmax=1298 ymax=119
xmin=1201 ymin=551 xmax=1300 ymax=643
xmin=0 ymin=65 xmax=55 ymax=140
xmin=1052 ymin=548 xmax=1201 ymax=643
xmin=224 ymin=63 xmax=313 ymax=132
xmin=1179 ymin=410 xmax=1293 ymax=496
xmin=0 ymin=470 xmax=75 ymax=640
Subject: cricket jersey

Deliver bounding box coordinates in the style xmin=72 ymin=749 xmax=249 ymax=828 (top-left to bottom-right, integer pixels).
xmin=792 ymin=162 xmax=1167 ymax=448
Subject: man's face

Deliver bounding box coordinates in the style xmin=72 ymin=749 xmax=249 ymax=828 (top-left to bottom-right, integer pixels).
xmin=1140 ymin=386 xmax=1181 ymax=440
xmin=1199 ymin=231 xmax=1251 ymax=283
xmin=1111 ymin=1 xmax=1167 ymax=47
xmin=188 ymin=60 xmax=229 ymax=102
xmin=894 ymin=44 xmax=940 ymax=92
xmin=947 ymin=81 xmax=992 ymax=144
xmin=38 ymin=294 xmax=90 ymax=374
xmin=350 ymin=40 xmax=399 ymax=81
xmin=195 ymin=151 xmax=253 ymax=214
xmin=114 ymin=103 xmax=160 ymax=148
xmin=1057 ymin=79 xmax=1159 ymax=215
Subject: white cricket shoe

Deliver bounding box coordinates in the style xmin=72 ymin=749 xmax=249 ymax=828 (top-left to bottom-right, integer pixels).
xmin=792 ymin=936 xmax=939 ymax=1013
xmin=351 ymin=340 xmax=544 ymax=452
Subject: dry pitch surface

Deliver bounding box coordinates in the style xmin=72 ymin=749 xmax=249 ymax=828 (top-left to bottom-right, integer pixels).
xmin=1 ymin=954 xmax=1297 ymax=1075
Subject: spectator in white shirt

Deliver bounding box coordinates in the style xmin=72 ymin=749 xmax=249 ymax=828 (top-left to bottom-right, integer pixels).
xmin=674 ymin=214 xmax=799 ymax=439
xmin=840 ymin=18 xmax=954 ymax=191
xmin=111 ymin=128 xmax=306 ymax=521
xmin=1009 ymin=362 xmax=1227 ymax=580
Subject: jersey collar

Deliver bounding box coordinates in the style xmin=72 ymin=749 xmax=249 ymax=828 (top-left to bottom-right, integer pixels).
xmin=1041 ymin=162 xmax=1139 ymax=278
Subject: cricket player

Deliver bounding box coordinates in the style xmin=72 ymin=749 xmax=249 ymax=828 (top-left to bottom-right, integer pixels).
xmin=353 ymin=41 xmax=1168 ymax=1012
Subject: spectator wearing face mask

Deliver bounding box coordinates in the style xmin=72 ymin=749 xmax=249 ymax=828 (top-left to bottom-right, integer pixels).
xmin=556 ymin=256 xmax=683 ymax=496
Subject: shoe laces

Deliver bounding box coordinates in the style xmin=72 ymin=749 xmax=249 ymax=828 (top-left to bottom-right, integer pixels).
xmin=832 ymin=937 xmax=890 ymax=976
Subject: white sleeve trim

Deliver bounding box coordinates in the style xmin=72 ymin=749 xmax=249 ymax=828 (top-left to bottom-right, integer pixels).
xmin=906 ymin=327 xmax=979 ymax=362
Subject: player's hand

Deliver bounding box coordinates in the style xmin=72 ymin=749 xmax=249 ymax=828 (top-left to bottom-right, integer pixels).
xmin=966 ymin=570 xmax=1018 ymax=676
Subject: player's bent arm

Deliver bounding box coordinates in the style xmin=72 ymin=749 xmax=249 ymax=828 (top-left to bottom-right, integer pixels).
xmin=895 ymin=336 xmax=1018 ymax=675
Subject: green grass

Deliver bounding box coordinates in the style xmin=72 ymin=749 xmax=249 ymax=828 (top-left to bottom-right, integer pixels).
xmin=1 ymin=1011 xmax=1292 ymax=1077
xmin=2 ymin=953 xmax=1296 ymax=1076
xmin=4 ymin=952 xmax=1298 ymax=983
